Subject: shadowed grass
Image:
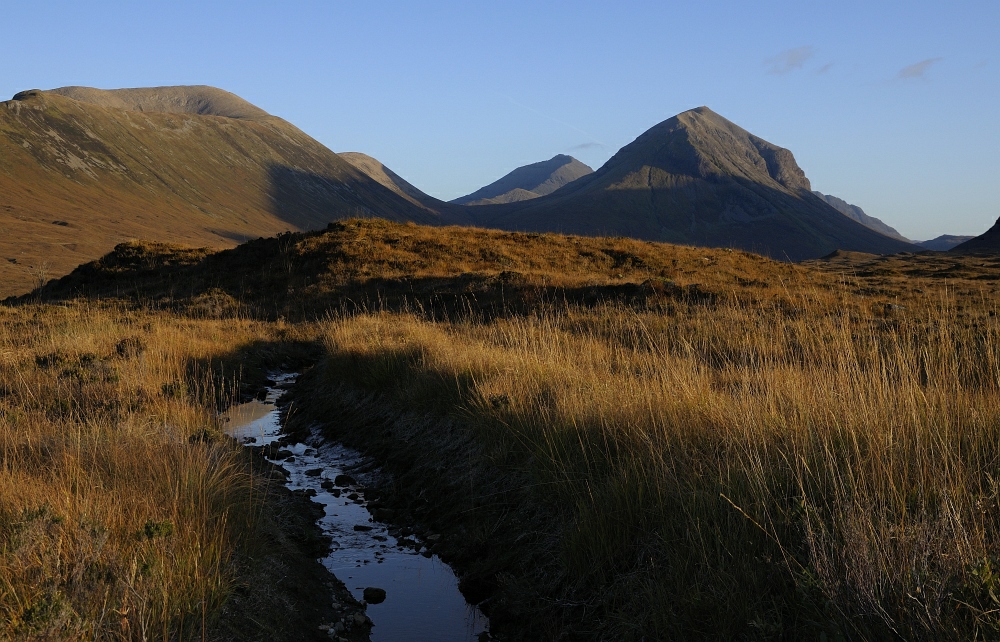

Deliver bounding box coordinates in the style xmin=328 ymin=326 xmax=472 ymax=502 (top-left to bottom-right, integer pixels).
xmin=308 ymin=285 xmax=1000 ymax=639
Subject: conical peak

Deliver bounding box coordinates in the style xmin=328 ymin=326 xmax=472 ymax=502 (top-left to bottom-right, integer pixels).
xmin=602 ymin=106 xmax=811 ymax=192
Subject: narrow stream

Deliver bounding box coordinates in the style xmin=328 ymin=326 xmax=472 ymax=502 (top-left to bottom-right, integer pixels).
xmin=223 ymin=374 xmax=490 ymax=642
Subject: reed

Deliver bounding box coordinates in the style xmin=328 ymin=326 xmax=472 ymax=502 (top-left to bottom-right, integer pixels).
xmin=316 ymin=284 xmax=1000 ymax=639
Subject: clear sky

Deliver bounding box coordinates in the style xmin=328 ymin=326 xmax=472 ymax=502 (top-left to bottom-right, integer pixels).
xmin=2 ymin=1 xmax=997 ymax=240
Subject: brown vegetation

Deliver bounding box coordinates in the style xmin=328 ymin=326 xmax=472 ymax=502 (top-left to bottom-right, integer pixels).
xmin=0 ymin=304 xmax=339 ymax=640
xmin=5 ymin=218 xmax=1000 ymax=640
xmin=294 ymin=272 xmax=1000 ymax=639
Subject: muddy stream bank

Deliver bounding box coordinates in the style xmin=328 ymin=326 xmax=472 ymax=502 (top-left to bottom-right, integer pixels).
xmin=223 ymin=373 xmax=490 ymax=642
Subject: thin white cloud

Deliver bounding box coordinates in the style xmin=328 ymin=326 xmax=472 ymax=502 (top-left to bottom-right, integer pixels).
xmin=898 ymin=58 xmax=943 ymax=79
xmin=766 ymin=46 xmax=815 ymax=74
xmin=568 ymin=142 xmax=606 ymax=152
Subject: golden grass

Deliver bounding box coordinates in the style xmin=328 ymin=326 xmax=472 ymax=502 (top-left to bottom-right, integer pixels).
xmin=9 ymin=218 xmax=1000 ymax=639
xmin=314 ymin=281 xmax=1000 ymax=639
xmin=0 ymin=303 xmax=285 ymax=640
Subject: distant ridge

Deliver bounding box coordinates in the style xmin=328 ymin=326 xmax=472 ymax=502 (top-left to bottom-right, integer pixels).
xmin=811 ymin=191 xmax=910 ymax=242
xmin=47 ymin=85 xmax=272 ymax=120
xmin=953 ymin=217 xmax=1000 ymax=253
xmin=467 ymin=107 xmax=918 ymax=260
xmin=920 ymin=235 xmax=975 ymax=251
xmin=452 ymin=154 xmax=593 ymax=205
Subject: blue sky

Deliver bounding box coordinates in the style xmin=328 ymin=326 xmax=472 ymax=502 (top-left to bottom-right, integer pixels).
xmin=2 ymin=1 xmax=997 ymax=240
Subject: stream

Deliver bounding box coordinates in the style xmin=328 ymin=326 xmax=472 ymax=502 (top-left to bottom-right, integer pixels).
xmin=223 ymin=373 xmax=490 ymax=641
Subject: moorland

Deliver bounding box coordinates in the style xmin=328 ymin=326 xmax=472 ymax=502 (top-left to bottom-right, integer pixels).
xmin=3 ymin=218 xmax=1000 ymax=640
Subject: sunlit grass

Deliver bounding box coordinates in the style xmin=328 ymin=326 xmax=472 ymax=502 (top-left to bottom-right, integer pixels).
xmin=0 ymin=304 xmax=278 ymax=640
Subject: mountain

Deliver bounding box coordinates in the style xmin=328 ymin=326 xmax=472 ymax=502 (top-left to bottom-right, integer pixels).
xmin=0 ymin=86 xmax=448 ymax=297
xmin=467 ymin=107 xmax=918 ymax=261
xmin=452 ymin=154 xmax=593 ymax=205
xmin=811 ymin=191 xmax=910 ymax=242
xmin=919 ymin=235 xmax=975 ymax=251
xmin=953 ymin=217 xmax=1000 ymax=253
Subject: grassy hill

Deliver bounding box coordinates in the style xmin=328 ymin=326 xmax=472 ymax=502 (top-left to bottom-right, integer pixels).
xmin=30 ymin=217 xmax=831 ymax=319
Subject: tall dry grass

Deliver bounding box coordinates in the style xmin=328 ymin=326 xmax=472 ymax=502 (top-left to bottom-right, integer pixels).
xmin=318 ymin=287 xmax=1000 ymax=639
xmin=0 ymin=303 xmax=279 ymax=640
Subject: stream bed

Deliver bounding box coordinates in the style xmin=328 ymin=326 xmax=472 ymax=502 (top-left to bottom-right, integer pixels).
xmin=223 ymin=374 xmax=490 ymax=642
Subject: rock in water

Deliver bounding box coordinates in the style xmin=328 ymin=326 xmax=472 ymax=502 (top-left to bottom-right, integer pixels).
xmin=363 ymin=587 xmax=387 ymax=604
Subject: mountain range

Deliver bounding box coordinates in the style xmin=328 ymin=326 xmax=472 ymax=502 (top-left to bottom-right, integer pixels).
xmin=2 ymin=85 xmax=992 ymax=296
xmin=458 ymin=107 xmax=917 ymax=260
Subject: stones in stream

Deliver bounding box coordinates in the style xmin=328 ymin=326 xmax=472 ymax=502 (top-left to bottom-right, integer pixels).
xmin=226 ymin=375 xmax=490 ymax=641
xmin=363 ymin=587 xmax=386 ymax=604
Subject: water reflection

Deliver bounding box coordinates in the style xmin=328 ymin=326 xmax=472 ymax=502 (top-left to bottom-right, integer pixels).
xmin=223 ymin=374 xmax=489 ymax=642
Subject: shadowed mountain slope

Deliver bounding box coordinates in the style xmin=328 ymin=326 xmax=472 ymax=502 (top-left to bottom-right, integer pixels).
xmin=339 ymin=152 xmax=430 ymax=204
xmin=337 ymin=151 xmax=471 ymax=216
xmin=0 ymin=86 xmax=449 ymax=297
xmin=953 ymin=217 xmax=1000 ymax=253
xmin=452 ymin=154 xmax=594 ymax=205
xmin=811 ymin=191 xmax=909 ymax=242
xmin=467 ymin=107 xmax=918 ymax=261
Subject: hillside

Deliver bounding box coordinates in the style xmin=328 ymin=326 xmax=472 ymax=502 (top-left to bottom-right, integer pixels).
xmin=467 ymin=107 xmax=918 ymax=260
xmin=336 ymin=150 xmax=476 ymax=225
xmin=452 ymin=154 xmax=593 ymax=205
xmin=339 ymin=152 xmax=439 ymax=209
xmin=953 ymin=216 xmax=1000 ymax=253
xmin=0 ymin=86 xmax=450 ymax=297
xmin=811 ymin=191 xmax=909 ymax=241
